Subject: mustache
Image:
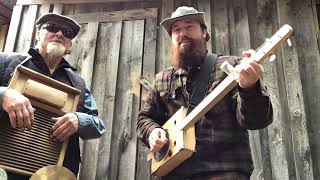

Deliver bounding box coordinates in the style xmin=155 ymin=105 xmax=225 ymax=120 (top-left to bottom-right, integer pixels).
xmin=178 ymin=36 xmax=193 ymax=44
xmin=50 ymin=38 xmax=64 ymax=44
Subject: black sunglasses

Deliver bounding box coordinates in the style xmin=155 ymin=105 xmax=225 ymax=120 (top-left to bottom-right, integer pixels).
xmin=41 ymin=24 xmax=74 ymax=39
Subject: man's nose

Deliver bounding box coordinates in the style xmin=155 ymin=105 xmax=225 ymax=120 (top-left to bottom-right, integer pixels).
xmin=179 ymin=29 xmax=188 ymax=36
xmin=55 ymin=30 xmax=64 ymax=37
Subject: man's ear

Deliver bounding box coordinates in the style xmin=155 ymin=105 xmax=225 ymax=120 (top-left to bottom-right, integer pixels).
xmin=35 ymin=30 xmax=40 ymax=41
xmin=202 ymin=29 xmax=207 ymax=39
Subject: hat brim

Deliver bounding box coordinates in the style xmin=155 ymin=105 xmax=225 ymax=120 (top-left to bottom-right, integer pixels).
xmin=160 ymin=12 xmax=206 ymax=36
xmin=36 ymin=13 xmax=80 ymax=39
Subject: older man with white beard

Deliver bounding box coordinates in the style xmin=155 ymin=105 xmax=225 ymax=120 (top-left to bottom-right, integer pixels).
xmin=0 ymin=13 xmax=105 ymax=180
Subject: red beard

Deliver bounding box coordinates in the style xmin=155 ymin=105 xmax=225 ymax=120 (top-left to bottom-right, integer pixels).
xmin=172 ymin=37 xmax=207 ymax=69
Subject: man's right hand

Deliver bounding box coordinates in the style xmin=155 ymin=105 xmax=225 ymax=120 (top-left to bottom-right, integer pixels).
xmin=2 ymin=88 xmax=34 ymax=129
xmin=148 ymin=128 xmax=168 ymax=153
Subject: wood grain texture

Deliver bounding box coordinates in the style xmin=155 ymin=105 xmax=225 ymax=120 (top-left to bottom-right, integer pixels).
xmin=212 ymin=0 xmax=230 ymax=55
xmin=231 ymin=0 xmax=251 ymax=55
xmin=4 ymin=5 xmax=23 ymax=52
xmin=197 ymin=0 xmax=212 ymax=53
xmin=246 ymin=1 xmax=275 ymax=179
xmin=53 ymin=3 xmax=63 ymax=14
xmin=97 ymin=19 xmax=144 ymax=180
xmin=93 ymin=21 xmax=122 ymax=180
xmin=67 ymin=8 xmax=157 ymax=23
xmin=15 ymin=5 xmax=38 ymax=53
xmin=16 ymin=0 xmax=145 ymax=5
xmin=0 ymin=24 xmax=8 ymax=52
xmin=136 ymin=16 xmax=157 ymax=180
xmin=75 ymin=22 xmax=99 ymax=180
xmin=157 ymin=0 xmax=173 ymax=72
xmin=290 ymin=0 xmax=320 ymax=178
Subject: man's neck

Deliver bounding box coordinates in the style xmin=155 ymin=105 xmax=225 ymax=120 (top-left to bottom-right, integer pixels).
xmin=40 ymin=52 xmax=63 ymax=74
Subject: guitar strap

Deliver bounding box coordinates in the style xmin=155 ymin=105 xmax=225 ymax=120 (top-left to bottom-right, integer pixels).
xmin=187 ymin=53 xmax=218 ymax=114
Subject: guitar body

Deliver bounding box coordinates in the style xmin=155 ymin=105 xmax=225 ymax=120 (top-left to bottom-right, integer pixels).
xmin=149 ymin=107 xmax=196 ymax=176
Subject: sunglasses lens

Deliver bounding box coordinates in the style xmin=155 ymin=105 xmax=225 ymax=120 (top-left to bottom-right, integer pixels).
xmin=42 ymin=24 xmax=74 ymax=39
xmin=43 ymin=24 xmax=59 ymax=33
xmin=63 ymin=29 xmax=74 ymax=39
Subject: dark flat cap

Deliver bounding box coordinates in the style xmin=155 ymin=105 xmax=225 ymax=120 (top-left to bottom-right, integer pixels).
xmin=36 ymin=13 xmax=80 ymax=39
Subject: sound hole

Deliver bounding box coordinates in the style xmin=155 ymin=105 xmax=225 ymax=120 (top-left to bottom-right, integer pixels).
xmin=154 ymin=129 xmax=169 ymax=162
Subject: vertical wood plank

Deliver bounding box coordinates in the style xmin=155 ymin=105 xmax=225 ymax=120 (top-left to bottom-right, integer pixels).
xmin=0 ymin=25 xmax=9 ymax=52
xmin=94 ymin=21 xmax=122 ymax=180
xmin=290 ymin=0 xmax=320 ymax=178
xmin=63 ymin=4 xmax=76 ymax=15
xmin=246 ymin=1 xmax=277 ymax=179
xmin=157 ymin=0 xmax=174 ymax=71
xmin=4 ymin=5 xmax=23 ymax=52
xmin=38 ymin=4 xmax=50 ymax=17
xmin=174 ymin=0 xmax=192 ymax=8
xmin=15 ymin=5 xmax=38 ymax=53
xmin=53 ymin=3 xmax=63 ymax=14
xmin=212 ymin=0 xmax=230 ymax=55
xmin=311 ymin=0 xmax=320 ymax=51
xmin=231 ymin=0 xmax=251 ymax=55
xmin=136 ymin=17 xmax=157 ymax=180
xmin=228 ymin=0 xmax=237 ymax=55
xmin=117 ymin=19 xmax=144 ymax=180
xmin=76 ymin=22 xmax=99 ymax=180
xmin=65 ymin=24 xmax=88 ymax=67
xmin=33 ymin=4 xmax=51 ymax=48
xmin=197 ymin=0 xmax=212 ymax=53
xmin=79 ymin=22 xmax=99 ymax=88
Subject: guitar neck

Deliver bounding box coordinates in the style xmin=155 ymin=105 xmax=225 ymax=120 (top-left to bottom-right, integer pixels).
xmin=178 ymin=75 xmax=238 ymax=131
xmin=178 ymin=24 xmax=293 ymax=131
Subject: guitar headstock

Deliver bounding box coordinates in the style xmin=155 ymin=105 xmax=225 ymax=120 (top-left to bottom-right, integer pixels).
xmin=220 ymin=24 xmax=293 ymax=76
xmin=252 ymin=24 xmax=293 ymax=64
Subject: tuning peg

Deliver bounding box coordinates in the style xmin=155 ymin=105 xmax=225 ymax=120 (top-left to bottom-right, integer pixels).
xmin=287 ymin=38 xmax=292 ymax=47
xmin=269 ymin=54 xmax=276 ymax=62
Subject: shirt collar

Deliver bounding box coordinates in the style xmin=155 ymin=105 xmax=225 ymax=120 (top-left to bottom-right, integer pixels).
xmin=172 ymin=66 xmax=200 ymax=77
xmin=28 ymin=48 xmax=77 ymax=71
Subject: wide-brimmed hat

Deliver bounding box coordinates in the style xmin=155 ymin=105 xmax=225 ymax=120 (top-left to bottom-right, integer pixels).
xmin=160 ymin=6 xmax=207 ymax=35
xmin=36 ymin=13 xmax=80 ymax=39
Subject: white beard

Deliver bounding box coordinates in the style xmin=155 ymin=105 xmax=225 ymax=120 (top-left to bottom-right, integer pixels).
xmin=46 ymin=42 xmax=66 ymax=58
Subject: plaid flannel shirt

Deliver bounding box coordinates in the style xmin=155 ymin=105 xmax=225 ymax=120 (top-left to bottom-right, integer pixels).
xmin=137 ymin=55 xmax=273 ymax=177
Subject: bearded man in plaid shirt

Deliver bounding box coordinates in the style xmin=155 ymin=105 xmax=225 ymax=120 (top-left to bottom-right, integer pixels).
xmin=137 ymin=6 xmax=273 ymax=180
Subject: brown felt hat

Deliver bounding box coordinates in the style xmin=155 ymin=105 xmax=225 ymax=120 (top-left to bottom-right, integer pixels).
xmin=36 ymin=13 xmax=80 ymax=39
xmin=160 ymin=6 xmax=210 ymax=41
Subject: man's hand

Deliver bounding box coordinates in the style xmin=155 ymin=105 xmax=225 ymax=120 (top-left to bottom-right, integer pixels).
xmin=2 ymin=88 xmax=34 ymax=129
xmin=51 ymin=113 xmax=79 ymax=142
xmin=148 ymin=128 xmax=168 ymax=153
xmin=235 ymin=50 xmax=264 ymax=88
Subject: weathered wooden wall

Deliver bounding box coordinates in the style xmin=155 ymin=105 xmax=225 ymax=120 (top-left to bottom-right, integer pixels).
xmin=0 ymin=24 xmax=8 ymax=51
xmin=4 ymin=0 xmax=320 ymax=180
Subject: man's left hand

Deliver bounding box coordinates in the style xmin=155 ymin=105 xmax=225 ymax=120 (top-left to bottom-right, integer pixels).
xmin=51 ymin=113 xmax=79 ymax=142
xmin=235 ymin=50 xmax=264 ymax=88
